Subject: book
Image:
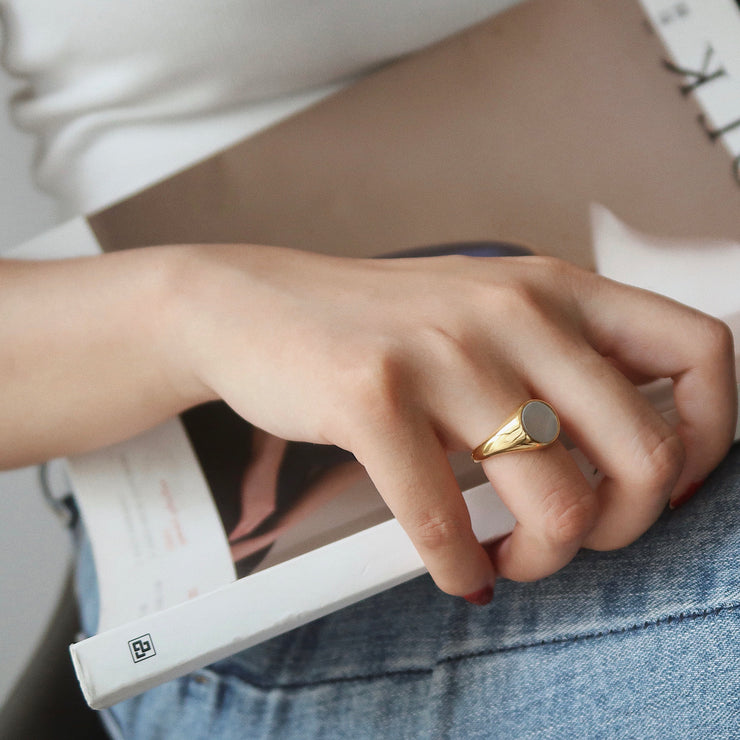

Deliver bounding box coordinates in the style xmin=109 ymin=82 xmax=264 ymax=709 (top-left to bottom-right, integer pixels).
xmin=60 ymin=214 xmax=740 ymax=709
xmin=6 ymin=0 xmax=740 ymax=709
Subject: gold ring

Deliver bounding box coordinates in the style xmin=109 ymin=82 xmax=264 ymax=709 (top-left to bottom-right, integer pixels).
xmin=471 ymin=400 xmax=560 ymax=462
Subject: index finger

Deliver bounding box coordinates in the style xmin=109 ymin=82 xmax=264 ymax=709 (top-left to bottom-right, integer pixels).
xmin=354 ymin=416 xmax=496 ymax=599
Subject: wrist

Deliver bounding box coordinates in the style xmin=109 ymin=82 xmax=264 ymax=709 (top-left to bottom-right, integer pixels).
xmin=150 ymin=245 xmax=222 ymax=411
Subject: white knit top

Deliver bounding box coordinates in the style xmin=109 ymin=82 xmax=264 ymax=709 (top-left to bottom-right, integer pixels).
xmin=0 ymin=0 xmax=520 ymax=214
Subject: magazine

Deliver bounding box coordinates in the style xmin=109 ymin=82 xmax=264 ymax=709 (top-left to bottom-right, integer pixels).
xmin=65 ymin=220 xmax=740 ymax=709
xmin=6 ymin=0 xmax=740 ymax=709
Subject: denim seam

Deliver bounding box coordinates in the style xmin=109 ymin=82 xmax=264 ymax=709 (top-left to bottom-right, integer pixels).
xmin=218 ymin=600 xmax=740 ymax=692
xmin=440 ymin=600 xmax=740 ymax=665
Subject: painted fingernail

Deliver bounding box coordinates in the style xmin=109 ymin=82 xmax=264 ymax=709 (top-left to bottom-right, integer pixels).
xmin=669 ymin=480 xmax=705 ymax=510
xmin=463 ymin=585 xmax=494 ymax=606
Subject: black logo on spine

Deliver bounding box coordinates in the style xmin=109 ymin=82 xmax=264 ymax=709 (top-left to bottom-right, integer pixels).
xmin=128 ymin=634 xmax=156 ymax=663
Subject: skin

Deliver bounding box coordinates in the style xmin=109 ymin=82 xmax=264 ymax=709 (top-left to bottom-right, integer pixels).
xmin=0 ymin=245 xmax=736 ymax=598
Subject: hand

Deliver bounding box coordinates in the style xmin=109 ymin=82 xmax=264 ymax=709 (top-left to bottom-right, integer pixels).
xmin=173 ymin=245 xmax=737 ymax=598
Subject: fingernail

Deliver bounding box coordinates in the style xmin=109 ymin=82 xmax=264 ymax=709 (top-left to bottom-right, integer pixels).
xmin=669 ymin=480 xmax=705 ymax=510
xmin=463 ymin=585 xmax=494 ymax=606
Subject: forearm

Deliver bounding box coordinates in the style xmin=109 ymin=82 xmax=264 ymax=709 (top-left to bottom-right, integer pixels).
xmin=0 ymin=247 xmax=210 ymax=469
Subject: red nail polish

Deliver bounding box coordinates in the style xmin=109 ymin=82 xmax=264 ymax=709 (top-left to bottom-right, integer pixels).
xmin=669 ymin=480 xmax=705 ymax=510
xmin=463 ymin=586 xmax=494 ymax=606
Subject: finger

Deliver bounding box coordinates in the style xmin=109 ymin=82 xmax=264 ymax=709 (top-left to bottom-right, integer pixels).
xmin=355 ymin=415 xmax=496 ymax=598
xmin=423 ymin=361 xmax=599 ymax=583
xmin=547 ymin=350 xmax=683 ymax=550
xmin=580 ymin=277 xmax=737 ymax=503
xmin=426 ymin=288 xmax=682 ymax=564
xmin=518 ymin=325 xmax=685 ymax=551
xmin=480 ymin=441 xmax=598 ymax=582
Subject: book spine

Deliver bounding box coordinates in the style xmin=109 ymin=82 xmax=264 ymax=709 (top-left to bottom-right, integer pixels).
xmin=70 ymin=480 xmax=515 ymax=709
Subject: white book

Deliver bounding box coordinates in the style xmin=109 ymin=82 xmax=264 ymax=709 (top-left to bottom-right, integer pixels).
xmin=68 ymin=477 xmax=517 ymax=709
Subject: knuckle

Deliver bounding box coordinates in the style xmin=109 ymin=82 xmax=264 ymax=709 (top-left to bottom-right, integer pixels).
xmin=541 ymin=485 xmax=599 ymax=546
xmin=344 ymin=342 xmax=406 ymax=419
xmin=527 ymin=254 xmax=567 ymax=274
xmin=527 ymin=255 xmax=580 ymax=285
xmin=417 ymin=323 xmax=475 ymax=370
xmin=701 ymin=315 xmax=735 ymax=363
xmin=635 ymin=429 xmax=685 ymax=493
xmin=484 ymin=264 xmax=576 ymax=327
xmin=488 ymin=281 xmax=543 ymax=324
xmin=328 ymin=342 xmax=409 ymax=449
xmin=410 ymin=510 xmax=469 ymax=552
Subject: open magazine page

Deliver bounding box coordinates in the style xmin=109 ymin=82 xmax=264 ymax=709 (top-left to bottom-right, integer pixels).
xmin=66 ymin=420 xmax=237 ymax=633
xmin=179 ymin=402 xmax=393 ymax=580
xmin=181 ymin=401 xmax=494 ymax=579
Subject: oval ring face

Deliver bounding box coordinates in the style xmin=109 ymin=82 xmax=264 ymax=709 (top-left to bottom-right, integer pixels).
xmin=521 ymin=400 xmax=559 ymax=444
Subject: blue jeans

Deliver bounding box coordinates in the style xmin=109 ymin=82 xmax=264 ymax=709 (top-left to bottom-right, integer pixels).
xmin=77 ymin=443 xmax=740 ymax=739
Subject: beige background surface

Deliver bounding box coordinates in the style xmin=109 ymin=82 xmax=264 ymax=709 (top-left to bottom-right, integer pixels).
xmin=92 ymin=0 xmax=740 ymax=269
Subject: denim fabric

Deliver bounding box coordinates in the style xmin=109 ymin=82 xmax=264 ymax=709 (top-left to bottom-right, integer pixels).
xmin=77 ymin=444 xmax=740 ymax=739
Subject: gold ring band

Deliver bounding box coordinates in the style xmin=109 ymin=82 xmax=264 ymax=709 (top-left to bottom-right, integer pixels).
xmin=471 ymin=400 xmax=560 ymax=463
